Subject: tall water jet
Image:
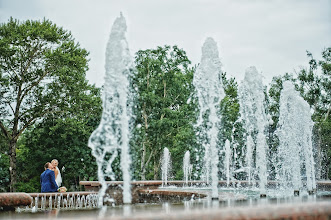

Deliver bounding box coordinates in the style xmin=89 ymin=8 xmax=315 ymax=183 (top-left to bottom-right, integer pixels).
xmin=246 ymin=135 xmax=254 ymax=185
xmin=224 ymin=140 xmax=231 ymax=187
xmin=88 ymin=13 xmax=133 ymax=205
xmin=183 ymin=151 xmax=192 ymax=185
xmin=193 ymin=37 xmax=225 ymax=199
xmin=276 ymin=81 xmax=316 ymax=194
xmin=238 ymin=66 xmax=268 ymax=194
xmin=161 ymin=147 xmax=172 ymax=187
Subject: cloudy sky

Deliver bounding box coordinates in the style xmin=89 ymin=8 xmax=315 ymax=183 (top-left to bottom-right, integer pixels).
xmin=1 ymin=0 xmax=330 ymax=87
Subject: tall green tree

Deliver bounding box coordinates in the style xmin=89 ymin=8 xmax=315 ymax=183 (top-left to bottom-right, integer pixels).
xmin=267 ymin=73 xmax=295 ymax=179
xmin=295 ymin=48 xmax=331 ymax=179
xmin=219 ymin=73 xmax=245 ymax=180
xmin=14 ymin=84 xmax=101 ymax=192
xmin=0 ymin=133 xmax=9 ymax=191
xmin=0 ymin=18 xmax=92 ymax=191
xmin=268 ymin=48 xmax=331 ymax=180
xmin=132 ymin=45 xmax=197 ymax=180
xmin=17 ymin=113 xmax=101 ymax=192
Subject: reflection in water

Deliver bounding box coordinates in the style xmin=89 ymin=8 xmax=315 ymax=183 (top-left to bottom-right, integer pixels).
xmin=123 ymin=204 xmax=131 ymax=217
xmin=7 ymin=193 xmax=330 ymax=219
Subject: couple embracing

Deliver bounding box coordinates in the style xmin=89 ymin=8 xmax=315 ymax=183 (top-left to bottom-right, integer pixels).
xmin=40 ymin=159 xmax=62 ymax=193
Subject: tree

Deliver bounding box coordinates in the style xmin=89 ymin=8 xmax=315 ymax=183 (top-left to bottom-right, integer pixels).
xmin=17 ymin=114 xmax=101 ymax=192
xmin=132 ymin=45 xmax=197 ymax=180
xmin=267 ymin=73 xmax=295 ymax=179
xmin=14 ymin=84 xmax=101 ymax=192
xmin=0 ymin=18 xmax=91 ymax=191
xmin=0 ymin=133 xmax=10 ymax=191
xmin=267 ymin=48 xmax=331 ymax=180
xmin=295 ymin=48 xmax=331 ymax=179
xmin=219 ymin=72 xmax=245 ymax=180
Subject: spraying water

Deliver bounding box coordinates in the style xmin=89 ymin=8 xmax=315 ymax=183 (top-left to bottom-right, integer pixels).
xmin=161 ymin=147 xmax=172 ymax=187
xmin=224 ymin=140 xmax=231 ymax=187
xmin=246 ymin=135 xmax=254 ymax=185
xmin=88 ymin=13 xmax=133 ymax=206
xmin=193 ymin=37 xmax=225 ymax=199
xmin=183 ymin=151 xmax=192 ymax=185
xmin=276 ymin=81 xmax=316 ymax=193
xmin=238 ymin=66 xmax=268 ymax=194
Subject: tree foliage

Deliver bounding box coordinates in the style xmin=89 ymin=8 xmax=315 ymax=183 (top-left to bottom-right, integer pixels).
xmin=268 ymin=48 xmax=331 ymax=180
xmin=219 ymin=72 xmax=244 ymax=179
xmin=295 ymin=48 xmax=331 ymax=179
xmin=16 ymin=101 xmax=101 ymax=192
xmin=1 ymin=17 xmax=330 ymax=194
xmin=131 ymin=45 xmax=197 ymax=180
xmin=0 ymin=17 xmax=94 ymax=191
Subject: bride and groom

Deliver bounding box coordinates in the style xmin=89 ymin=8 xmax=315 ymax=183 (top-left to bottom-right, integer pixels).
xmin=40 ymin=159 xmax=63 ymax=193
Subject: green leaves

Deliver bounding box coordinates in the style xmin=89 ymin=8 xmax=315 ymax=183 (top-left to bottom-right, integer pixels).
xmin=132 ymin=45 xmax=196 ymax=180
xmin=0 ymin=17 xmax=97 ymax=191
xmin=0 ymin=16 xmax=102 ymax=190
xmin=0 ymin=17 xmax=93 ymax=138
xmin=16 ymin=116 xmax=99 ymax=192
xmin=268 ymin=47 xmax=331 ymax=180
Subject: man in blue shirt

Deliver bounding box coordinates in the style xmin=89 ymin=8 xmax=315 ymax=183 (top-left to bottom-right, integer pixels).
xmin=40 ymin=162 xmax=58 ymax=193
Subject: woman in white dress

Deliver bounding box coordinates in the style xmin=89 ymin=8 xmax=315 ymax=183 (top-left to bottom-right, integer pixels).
xmin=51 ymin=159 xmax=62 ymax=187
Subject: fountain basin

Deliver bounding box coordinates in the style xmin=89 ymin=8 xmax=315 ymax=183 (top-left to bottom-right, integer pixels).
xmin=80 ymin=180 xmax=331 ymax=191
xmin=1 ymin=181 xmax=330 ymax=218
xmin=0 ymin=193 xmax=32 ymax=210
xmin=100 ymin=201 xmax=331 ymax=220
xmin=79 ymin=180 xmax=331 ymax=205
xmin=80 ymin=181 xmax=208 ymax=204
xmin=2 ymin=199 xmax=330 ymax=219
xmin=138 ymin=189 xmax=207 ymax=203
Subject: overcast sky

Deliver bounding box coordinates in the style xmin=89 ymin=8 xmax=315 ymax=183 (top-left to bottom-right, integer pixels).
xmin=1 ymin=0 xmax=330 ymax=87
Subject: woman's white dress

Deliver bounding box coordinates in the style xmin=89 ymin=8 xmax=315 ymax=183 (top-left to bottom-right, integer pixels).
xmin=55 ymin=167 xmax=62 ymax=187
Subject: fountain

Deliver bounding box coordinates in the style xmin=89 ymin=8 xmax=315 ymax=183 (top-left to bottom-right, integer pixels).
xmin=2 ymin=13 xmax=330 ymax=220
xmin=88 ymin=13 xmax=133 ymax=205
xmin=224 ymin=140 xmax=231 ymax=187
xmin=276 ymin=81 xmax=316 ymax=195
xmin=27 ymin=193 xmax=99 ymax=211
xmin=161 ymin=147 xmax=172 ymax=187
xmin=183 ymin=151 xmax=192 ymax=186
xmin=238 ymin=66 xmax=268 ymax=195
xmin=193 ymin=37 xmax=225 ymax=199
xmin=245 ymin=135 xmax=254 ymax=185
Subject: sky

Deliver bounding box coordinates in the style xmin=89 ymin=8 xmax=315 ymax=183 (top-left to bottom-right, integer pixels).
xmin=0 ymin=0 xmax=330 ymax=87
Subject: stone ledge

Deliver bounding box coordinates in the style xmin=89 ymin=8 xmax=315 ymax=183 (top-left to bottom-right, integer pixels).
xmin=28 ymin=191 xmax=98 ymax=198
xmin=138 ymin=189 xmax=207 ymax=203
xmin=80 ymin=180 xmax=331 ymax=187
xmin=0 ymin=193 xmax=32 ymax=210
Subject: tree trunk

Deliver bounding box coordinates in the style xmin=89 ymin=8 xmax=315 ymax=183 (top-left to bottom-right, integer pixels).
xmin=140 ymin=142 xmax=146 ymax=180
xmin=9 ymin=139 xmax=17 ymax=192
xmin=140 ymin=103 xmax=149 ymax=180
xmin=316 ymin=126 xmax=322 ymax=179
xmin=153 ymin=154 xmax=162 ymax=180
xmin=153 ymin=159 xmax=158 ymax=180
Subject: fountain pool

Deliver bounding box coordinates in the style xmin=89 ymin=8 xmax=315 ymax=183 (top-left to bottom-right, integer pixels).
xmin=1 ymin=185 xmax=330 ymax=219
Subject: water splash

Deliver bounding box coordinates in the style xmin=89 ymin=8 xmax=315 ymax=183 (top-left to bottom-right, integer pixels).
xmin=193 ymin=37 xmax=225 ymax=198
xmin=161 ymin=147 xmax=172 ymax=187
xmin=183 ymin=151 xmax=192 ymax=185
xmin=224 ymin=139 xmax=231 ymax=187
xmin=246 ymin=135 xmax=254 ymax=185
xmin=276 ymin=81 xmax=316 ymax=193
xmin=238 ymin=66 xmax=268 ymax=193
xmin=88 ymin=13 xmax=133 ymax=205
xmin=27 ymin=193 xmax=99 ymax=211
